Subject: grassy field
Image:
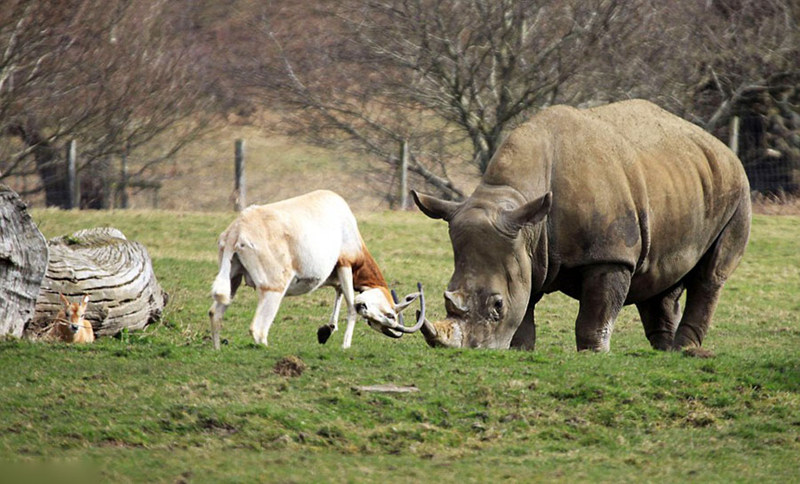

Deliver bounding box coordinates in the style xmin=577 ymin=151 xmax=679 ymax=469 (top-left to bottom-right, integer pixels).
xmin=1 ymin=208 xmax=799 ymax=483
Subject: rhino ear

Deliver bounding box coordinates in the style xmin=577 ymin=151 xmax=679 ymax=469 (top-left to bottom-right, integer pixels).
xmin=499 ymin=192 xmax=552 ymax=236
xmin=411 ymin=190 xmax=461 ymax=221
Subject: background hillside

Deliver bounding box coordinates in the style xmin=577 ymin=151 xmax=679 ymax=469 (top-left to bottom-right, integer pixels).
xmin=140 ymin=118 xmax=482 ymax=213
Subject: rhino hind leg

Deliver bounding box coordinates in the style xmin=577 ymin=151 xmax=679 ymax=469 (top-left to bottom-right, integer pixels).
xmin=672 ymin=277 xmax=723 ymax=349
xmin=673 ymin=201 xmax=751 ymax=349
xmin=575 ymin=265 xmax=632 ymax=352
xmin=636 ymin=284 xmax=683 ymax=350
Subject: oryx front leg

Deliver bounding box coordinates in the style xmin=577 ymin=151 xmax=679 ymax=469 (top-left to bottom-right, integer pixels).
xmin=337 ymin=265 xmax=357 ymax=349
xmin=318 ymin=289 xmax=343 ymax=344
xmin=250 ymin=288 xmax=286 ymax=347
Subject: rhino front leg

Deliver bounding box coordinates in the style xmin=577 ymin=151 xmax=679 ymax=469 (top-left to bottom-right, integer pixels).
xmin=636 ymin=284 xmax=683 ymax=350
xmin=575 ymin=265 xmax=632 ymax=352
xmin=510 ymin=294 xmax=541 ymax=351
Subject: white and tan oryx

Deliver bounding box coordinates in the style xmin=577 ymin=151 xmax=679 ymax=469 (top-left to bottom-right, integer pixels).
xmin=208 ymin=190 xmax=425 ymax=349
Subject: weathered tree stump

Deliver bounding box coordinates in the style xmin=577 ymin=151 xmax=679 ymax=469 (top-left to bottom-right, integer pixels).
xmin=0 ymin=185 xmax=49 ymax=338
xmin=26 ymin=227 xmax=168 ymax=338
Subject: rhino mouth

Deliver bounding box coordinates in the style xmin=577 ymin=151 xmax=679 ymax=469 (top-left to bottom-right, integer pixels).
xmin=419 ymin=316 xmax=464 ymax=348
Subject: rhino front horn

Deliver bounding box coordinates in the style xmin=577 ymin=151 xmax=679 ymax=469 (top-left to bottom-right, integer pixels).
xmin=418 ymin=311 xmax=441 ymax=346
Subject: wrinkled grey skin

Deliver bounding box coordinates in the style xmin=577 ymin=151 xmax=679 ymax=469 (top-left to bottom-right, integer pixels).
xmin=413 ymin=100 xmax=751 ymax=351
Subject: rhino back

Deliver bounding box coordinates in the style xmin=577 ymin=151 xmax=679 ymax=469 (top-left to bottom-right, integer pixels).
xmin=483 ymin=100 xmax=749 ymax=300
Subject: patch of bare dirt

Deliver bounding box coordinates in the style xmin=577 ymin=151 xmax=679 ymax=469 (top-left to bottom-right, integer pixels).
xmin=273 ymin=355 xmax=307 ymax=377
xmin=682 ymin=347 xmax=716 ymax=359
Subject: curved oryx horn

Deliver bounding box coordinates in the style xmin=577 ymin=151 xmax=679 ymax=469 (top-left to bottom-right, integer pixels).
xmin=392 ymin=282 xmax=426 ymax=334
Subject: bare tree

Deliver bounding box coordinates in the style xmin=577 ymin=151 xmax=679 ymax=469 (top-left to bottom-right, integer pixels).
xmin=8 ymin=0 xmax=789 ymax=206
xmin=232 ymin=0 xmax=799 ymax=198
xmin=237 ymin=0 xmax=639 ymax=199
xmin=0 ymin=0 xmax=87 ymax=207
xmin=0 ymin=0 xmax=213 ymax=208
xmin=602 ymin=0 xmax=800 ymax=193
xmin=607 ymin=0 xmax=800 ymax=131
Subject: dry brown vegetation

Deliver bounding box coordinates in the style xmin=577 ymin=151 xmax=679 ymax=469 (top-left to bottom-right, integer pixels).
xmin=751 ymin=192 xmax=800 ymax=215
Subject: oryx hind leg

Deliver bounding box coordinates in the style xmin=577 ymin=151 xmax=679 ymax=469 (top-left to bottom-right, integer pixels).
xmin=233 ymin=243 xmax=291 ymax=348
xmin=209 ymin=257 xmax=244 ymax=350
xmin=250 ymin=287 xmax=288 ymax=347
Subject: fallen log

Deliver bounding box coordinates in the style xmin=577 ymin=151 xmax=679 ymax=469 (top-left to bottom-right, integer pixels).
xmin=0 ymin=185 xmax=49 ymax=338
xmin=26 ymin=227 xmax=168 ymax=338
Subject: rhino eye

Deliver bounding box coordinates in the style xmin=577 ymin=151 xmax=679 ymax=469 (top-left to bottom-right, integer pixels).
xmin=488 ymin=295 xmax=504 ymax=320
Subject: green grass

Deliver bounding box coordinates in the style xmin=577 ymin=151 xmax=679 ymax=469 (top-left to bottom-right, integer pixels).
xmin=1 ymin=209 xmax=799 ymax=483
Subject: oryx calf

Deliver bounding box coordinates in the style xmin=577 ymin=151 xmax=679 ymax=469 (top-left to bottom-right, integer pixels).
xmin=45 ymin=294 xmax=94 ymax=343
xmin=208 ymin=190 xmax=424 ymax=349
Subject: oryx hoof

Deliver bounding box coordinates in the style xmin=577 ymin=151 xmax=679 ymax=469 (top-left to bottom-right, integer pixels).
xmin=317 ymin=325 xmax=334 ymax=344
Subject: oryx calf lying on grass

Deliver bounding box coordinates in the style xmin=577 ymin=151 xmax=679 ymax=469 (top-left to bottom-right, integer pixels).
xmin=208 ymin=190 xmax=425 ymax=349
xmin=45 ymin=294 xmax=95 ymax=343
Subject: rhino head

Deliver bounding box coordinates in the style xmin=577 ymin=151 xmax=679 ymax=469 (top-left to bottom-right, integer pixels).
xmin=412 ymin=190 xmax=552 ymax=349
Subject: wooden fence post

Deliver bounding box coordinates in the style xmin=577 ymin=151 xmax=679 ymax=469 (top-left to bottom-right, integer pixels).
xmin=65 ymin=140 xmax=79 ymax=209
xmin=729 ymin=116 xmax=740 ymax=157
xmin=398 ymin=139 xmax=409 ymax=210
xmin=234 ymin=139 xmax=246 ymax=211
xmin=119 ymin=151 xmax=129 ymax=209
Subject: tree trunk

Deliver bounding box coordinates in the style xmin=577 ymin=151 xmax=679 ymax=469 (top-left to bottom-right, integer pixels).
xmin=26 ymin=227 xmax=168 ymax=338
xmin=0 ymin=185 xmax=49 ymax=337
xmin=7 ymin=122 xmax=71 ymax=209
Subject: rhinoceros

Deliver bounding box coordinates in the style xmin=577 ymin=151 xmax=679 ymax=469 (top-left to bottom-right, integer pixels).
xmin=412 ymin=99 xmax=751 ymax=351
